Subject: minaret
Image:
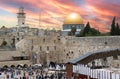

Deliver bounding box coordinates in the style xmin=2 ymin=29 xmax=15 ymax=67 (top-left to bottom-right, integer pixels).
xmin=17 ymin=7 xmax=26 ymax=27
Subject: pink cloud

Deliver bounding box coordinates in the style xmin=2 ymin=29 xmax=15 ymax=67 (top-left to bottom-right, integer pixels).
xmin=85 ymin=0 xmax=120 ymax=32
xmin=0 ymin=0 xmax=120 ymax=32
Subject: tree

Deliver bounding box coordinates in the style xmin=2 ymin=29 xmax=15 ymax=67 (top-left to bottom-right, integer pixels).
xmin=68 ymin=31 xmax=72 ymax=36
xmin=71 ymin=27 xmax=76 ymax=35
xmin=77 ymin=22 xmax=101 ymax=37
xmin=83 ymin=22 xmax=91 ymax=36
xmin=76 ymin=29 xmax=84 ymax=37
xmin=83 ymin=28 xmax=100 ymax=36
xmin=68 ymin=27 xmax=76 ymax=36
xmin=110 ymin=16 xmax=116 ymax=35
xmin=1 ymin=26 xmax=7 ymax=29
xmin=89 ymin=28 xmax=100 ymax=36
xmin=116 ymin=23 xmax=120 ymax=35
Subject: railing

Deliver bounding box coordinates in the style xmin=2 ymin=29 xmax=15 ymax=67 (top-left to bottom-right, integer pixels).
xmin=73 ymin=64 xmax=120 ymax=79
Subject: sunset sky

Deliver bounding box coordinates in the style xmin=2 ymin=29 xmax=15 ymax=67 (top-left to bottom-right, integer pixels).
xmin=0 ymin=0 xmax=120 ymax=32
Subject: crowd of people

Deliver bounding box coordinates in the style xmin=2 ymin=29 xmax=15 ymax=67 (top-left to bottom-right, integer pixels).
xmin=0 ymin=63 xmax=66 ymax=79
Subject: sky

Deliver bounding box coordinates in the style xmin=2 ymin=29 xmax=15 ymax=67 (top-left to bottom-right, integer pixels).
xmin=0 ymin=0 xmax=120 ymax=32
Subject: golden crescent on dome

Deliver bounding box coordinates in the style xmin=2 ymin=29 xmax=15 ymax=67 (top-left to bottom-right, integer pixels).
xmin=64 ymin=13 xmax=83 ymax=24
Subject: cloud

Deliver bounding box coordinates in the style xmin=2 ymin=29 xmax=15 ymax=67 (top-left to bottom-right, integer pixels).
xmin=85 ymin=0 xmax=120 ymax=32
xmin=0 ymin=0 xmax=120 ymax=32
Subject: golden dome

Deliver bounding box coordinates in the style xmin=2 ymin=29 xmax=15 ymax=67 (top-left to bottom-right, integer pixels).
xmin=64 ymin=13 xmax=83 ymax=24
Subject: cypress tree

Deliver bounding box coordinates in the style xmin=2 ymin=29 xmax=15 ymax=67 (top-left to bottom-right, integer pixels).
xmin=85 ymin=22 xmax=91 ymax=34
xmin=116 ymin=23 xmax=120 ymax=35
xmin=110 ymin=16 xmax=116 ymax=35
xmin=83 ymin=22 xmax=91 ymax=36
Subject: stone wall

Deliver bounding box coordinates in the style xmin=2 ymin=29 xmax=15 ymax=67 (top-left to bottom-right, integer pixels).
xmin=0 ymin=50 xmax=31 ymax=67
xmin=63 ymin=36 xmax=120 ymax=62
xmin=16 ymin=36 xmax=120 ymax=65
xmin=0 ymin=50 xmax=19 ymax=60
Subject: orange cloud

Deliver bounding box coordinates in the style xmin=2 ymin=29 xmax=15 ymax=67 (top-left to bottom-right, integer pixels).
xmin=0 ymin=0 xmax=120 ymax=32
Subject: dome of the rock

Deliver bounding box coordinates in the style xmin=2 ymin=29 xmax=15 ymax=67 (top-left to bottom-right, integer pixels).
xmin=64 ymin=13 xmax=83 ymax=24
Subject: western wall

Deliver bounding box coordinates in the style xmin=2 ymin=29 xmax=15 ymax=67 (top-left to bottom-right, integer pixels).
xmin=16 ymin=36 xmax=120 ymax=66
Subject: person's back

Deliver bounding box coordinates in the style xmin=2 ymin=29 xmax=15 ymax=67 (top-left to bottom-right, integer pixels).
xmin=11 ymin=73 xmax=14 ymax=78
xmin=39 ymin=75 xmax=41 ymax=79
xmin=41 ymin=74 xmax=44 ymax=79
xmin=23 ymin=76 xmax=26 ymax=79
xmin=50 ymin=74 xmax=54 ymax=79
xmin=20 ymin=76 xmax=22 ymax=79
xmin=6 ymin=74 xmax=9 ymax=79
xmin=36 ymin=75 xmax=39 ymax=79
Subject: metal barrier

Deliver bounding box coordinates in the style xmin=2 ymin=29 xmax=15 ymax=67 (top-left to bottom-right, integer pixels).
xmin=73 ymin=64 xmax=120 ymax=79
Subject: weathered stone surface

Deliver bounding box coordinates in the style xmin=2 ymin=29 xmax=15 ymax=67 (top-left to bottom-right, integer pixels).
xmin=16 ymin=36 xmax=120 ymax=65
